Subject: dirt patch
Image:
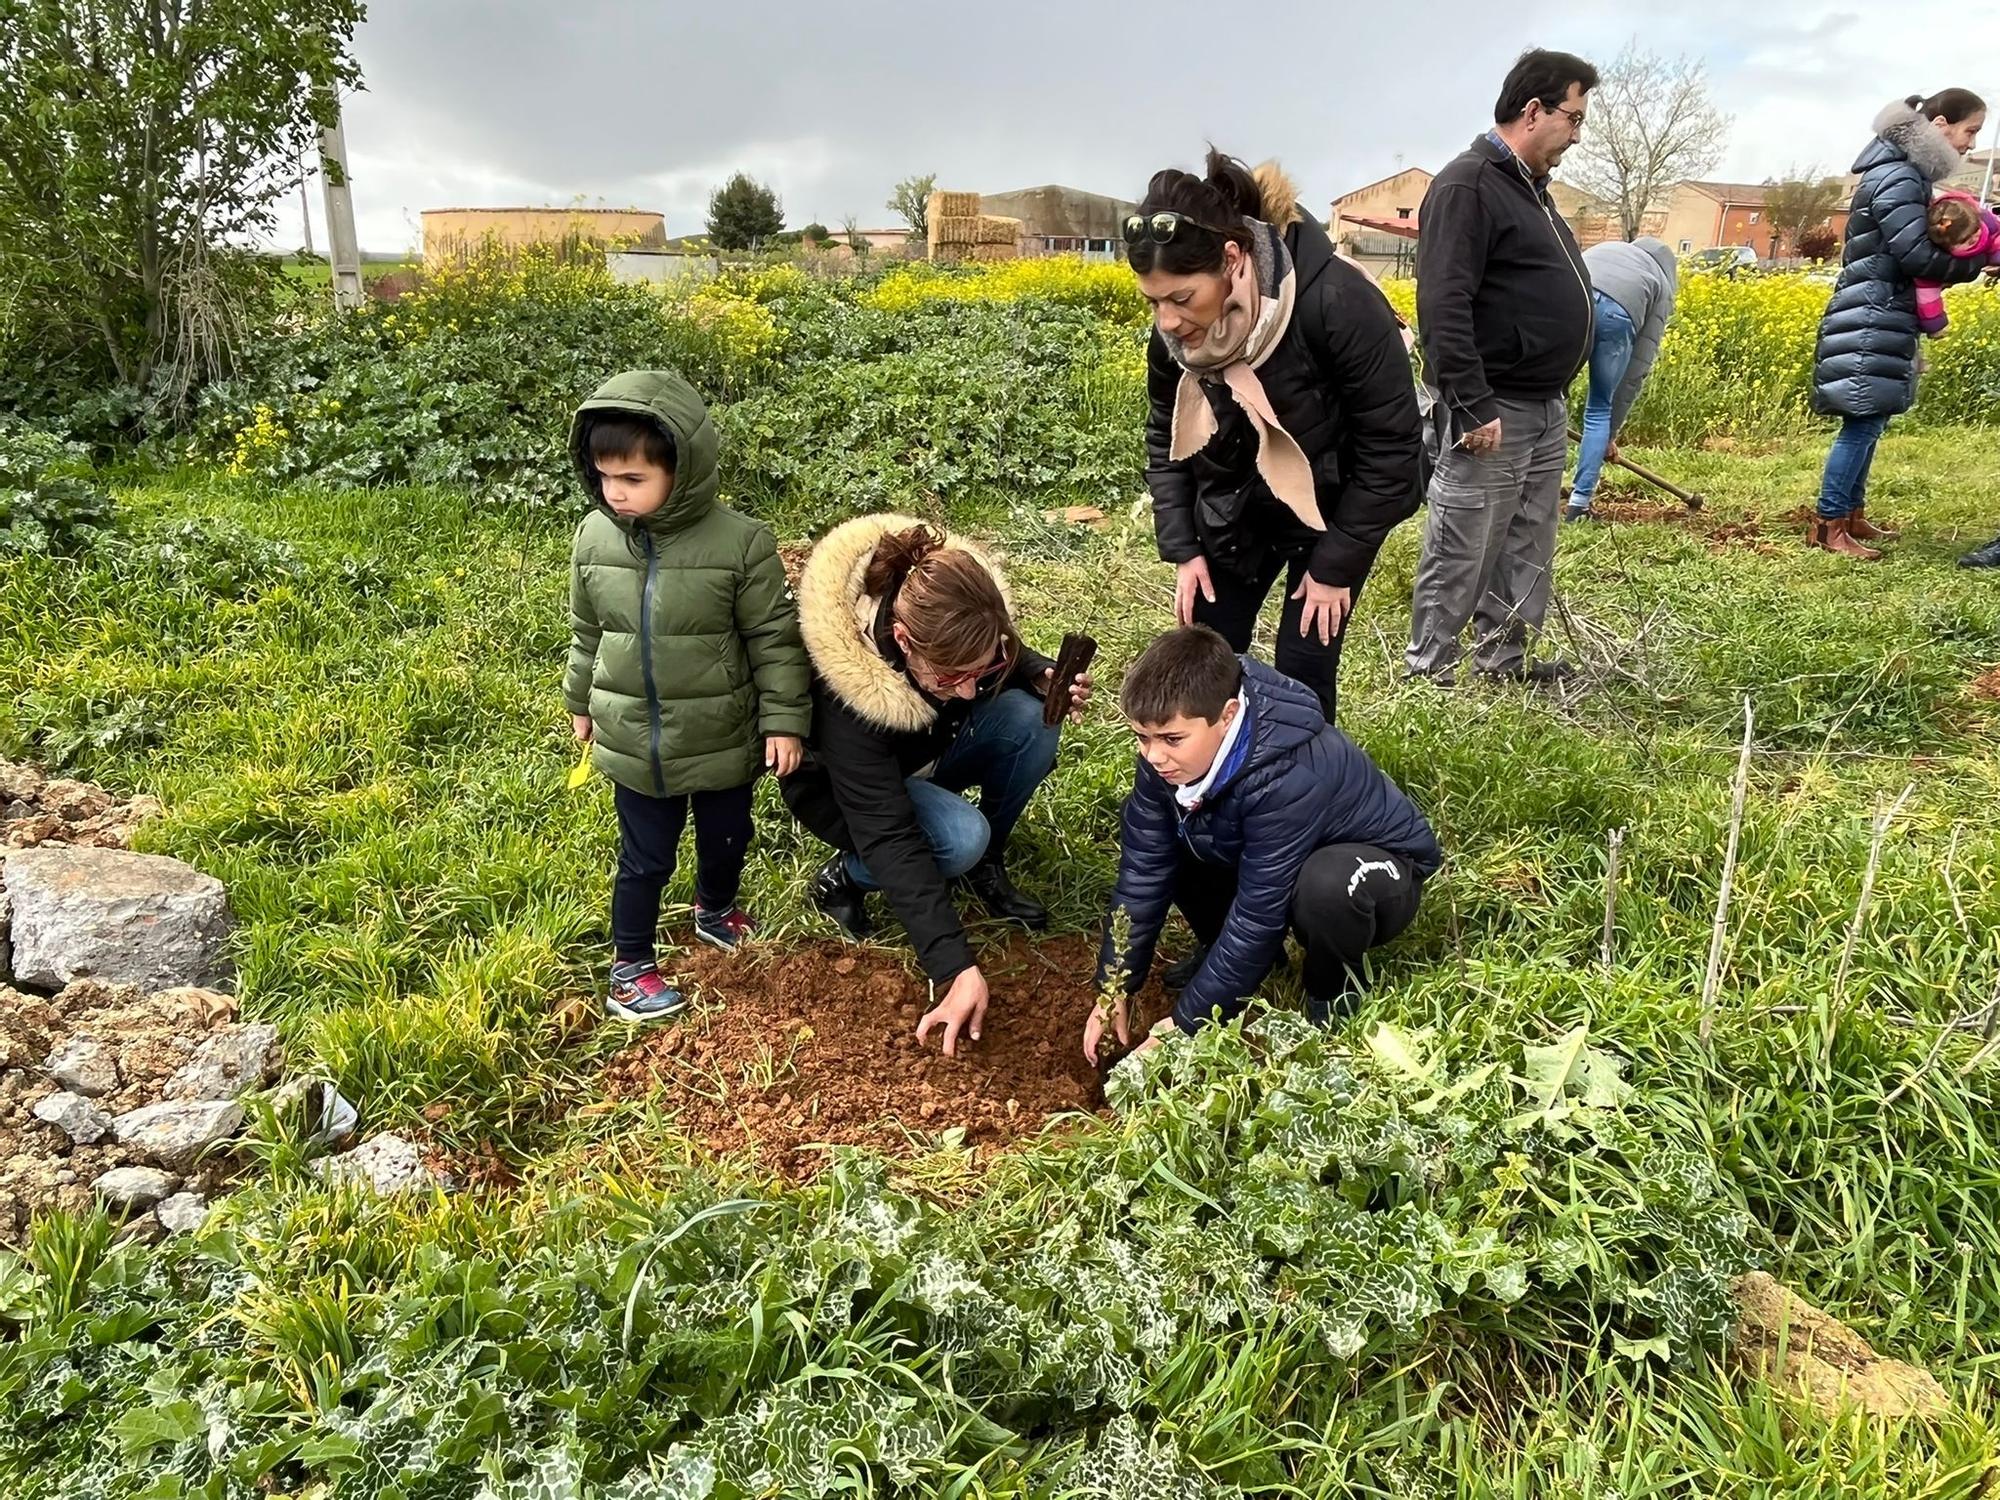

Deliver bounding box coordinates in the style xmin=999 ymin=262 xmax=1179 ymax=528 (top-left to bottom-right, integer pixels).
xmin=1 ymin=759 xmax=160 ymax=852
xmin=1588 ymin=498 xmax=1790 ymax=557
xmin=600 ymin=934 xmax=1174 ymax=1178
xmin=0 ymin=979 xmax=241 ymax=1242
xmin=1969 ymin=667 xmax=2000 ymax=702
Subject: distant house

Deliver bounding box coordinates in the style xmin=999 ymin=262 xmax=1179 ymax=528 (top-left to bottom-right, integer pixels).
xmin=1330 ymin=167 xmax=1431 ymax=277
xmin=1655 ymin=180 xmax=1853 ymax=259
xmin=976 ymin=185 xmax=1138 ymax=260
xmin=421 ymin=207 xmax=667 ymax=266
xmin=849 ymin=227 xmax=915 ymax=252
xmin=1946 ymin=149 xmax=1999 ymax=205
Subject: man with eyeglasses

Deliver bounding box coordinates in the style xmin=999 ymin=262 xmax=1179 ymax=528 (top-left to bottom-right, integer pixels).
xmin=1405 ymin=47 xmax=1599 ymax=687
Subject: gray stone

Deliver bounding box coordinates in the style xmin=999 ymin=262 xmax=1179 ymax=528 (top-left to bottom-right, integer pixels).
xmin=93 ymin=1165 xmax=180 ymax=1211
xmin=3 ymin=846 xmax=232 ymax=992
xmin=31 ymin=1089 xmax=112 ymax=1144
xmin=46 ymin=1034 xmax=119 ymax=1097
xmin=1 ymin=879 xmax=10 ymax=980
xmin=154 ymin=1191 xmax=209 ymax=1234
xmin=163 ymin=1024 xmax=281 ymax=1101
xmin=316 ymin=1132 xmax=443 ymax=1196
xmin=113 ymin=1098 xmax=244 ymax=1171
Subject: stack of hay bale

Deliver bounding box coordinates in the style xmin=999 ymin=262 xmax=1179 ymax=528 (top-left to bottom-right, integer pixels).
xmin=926 ymin=191 xmax=1023 ymax=263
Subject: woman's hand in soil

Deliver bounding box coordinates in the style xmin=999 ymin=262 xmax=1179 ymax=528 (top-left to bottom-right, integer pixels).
xmin=1290 ymin=576 xmax=1351 ymax=645
xmin=917 ymin=966 xmax=989 ymax=1056
xmin=571 ymin=714 xmax=593 ymax=742
xmin=1037 ymin=667 xmax=1093 ymax=724
xmin=1082 ymin=995 xmax=1130 ymax=1065
xmin=765 ymin=735 xmax=803 ymax=776
xmin=1174 ymin=557 xmax=1216 ymax=626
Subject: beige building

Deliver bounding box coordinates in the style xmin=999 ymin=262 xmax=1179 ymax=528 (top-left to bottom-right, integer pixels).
xmin=977 ymin=185 xmax=1137 ymax=260
xmin=421 ymin=207 xmax=667 ymax=267
xmin=1330 ymin=167 xmax=1431 ymax=276
xmin=1654 ymin=180 xmax=1854 ymax=259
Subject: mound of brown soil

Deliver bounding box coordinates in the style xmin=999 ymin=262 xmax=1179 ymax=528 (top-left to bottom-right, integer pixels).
xmin=601 ymin=934 xmax=1174 ymax=1178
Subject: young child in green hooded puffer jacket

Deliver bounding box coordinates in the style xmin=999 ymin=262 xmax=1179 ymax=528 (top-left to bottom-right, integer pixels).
xmin=563 ymin=370 xmax=810 ymax=1021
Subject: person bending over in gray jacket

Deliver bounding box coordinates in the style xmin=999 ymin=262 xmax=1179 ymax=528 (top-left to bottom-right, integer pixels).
xmin=1565 ymin=237 xmax=1679 ymax=521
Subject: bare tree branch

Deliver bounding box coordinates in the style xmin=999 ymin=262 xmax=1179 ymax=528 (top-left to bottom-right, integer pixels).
xmin=1564 ymin=41 xmax=1732 ymax=241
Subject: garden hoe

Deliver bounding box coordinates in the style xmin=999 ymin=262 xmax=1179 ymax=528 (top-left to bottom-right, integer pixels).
xmin=1566 ymin=428 xmax=1706 ymax=512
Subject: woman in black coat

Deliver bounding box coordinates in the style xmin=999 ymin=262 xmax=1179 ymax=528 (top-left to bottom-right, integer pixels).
xmin=1807 ymin=89 xmax=1987 ymax=559
xmin=1130 ymin=149 xmax=1423 ymax=721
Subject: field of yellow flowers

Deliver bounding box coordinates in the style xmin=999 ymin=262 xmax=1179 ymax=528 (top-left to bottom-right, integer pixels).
xmin=1382 ymin=270 xmax=2000 ymax=443
xmin=205 ymin=250 xmax=1995 ymax=516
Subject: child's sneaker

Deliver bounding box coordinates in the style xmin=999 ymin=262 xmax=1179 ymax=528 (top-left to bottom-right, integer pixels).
xmin=694 ymin=905 xmax=756 ymax=953
xmin=606 ymin=960 xmax=687 ymax=1023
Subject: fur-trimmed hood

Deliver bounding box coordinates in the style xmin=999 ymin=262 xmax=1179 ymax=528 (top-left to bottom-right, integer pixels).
xmin=1252 ymin=161 xmax=1302 ymax=230
xmin=1861 ymin=99 xmax=1968 ymax=183
xmin=796 ymin=512 xmax=1015 ymax=734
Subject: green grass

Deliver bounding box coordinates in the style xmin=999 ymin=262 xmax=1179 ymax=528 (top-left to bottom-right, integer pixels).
xmin=4 ymin=427 xmax=2000 ymax=1495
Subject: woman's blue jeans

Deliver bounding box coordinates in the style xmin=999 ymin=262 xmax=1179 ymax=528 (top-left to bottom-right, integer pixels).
xmin=1816 ymin=414 xmax=1891 ymax=520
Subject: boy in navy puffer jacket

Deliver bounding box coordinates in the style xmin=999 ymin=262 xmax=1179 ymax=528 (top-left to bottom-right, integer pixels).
xmin=1084 ymin=626 xmax=1440 ymax=1063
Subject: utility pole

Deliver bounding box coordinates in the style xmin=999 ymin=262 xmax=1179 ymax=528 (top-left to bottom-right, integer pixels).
xmin=300 ymin=171 xmax=314 ymax=258
xmin=317 ymin=92 xmax=364 ymax=311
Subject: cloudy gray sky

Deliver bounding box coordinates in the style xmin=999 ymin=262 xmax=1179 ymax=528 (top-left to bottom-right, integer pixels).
xmin=319 ymin=2 xmax=1997 ymax=253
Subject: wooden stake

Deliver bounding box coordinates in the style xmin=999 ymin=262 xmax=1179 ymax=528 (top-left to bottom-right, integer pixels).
xmin=1700 ymin=699 xmax=1754 ymax=1043
xmin=1827 ymin=781 xmax=1915 ymax=1062
xmin=1601 ymin=826 xmax=1624 ymax=974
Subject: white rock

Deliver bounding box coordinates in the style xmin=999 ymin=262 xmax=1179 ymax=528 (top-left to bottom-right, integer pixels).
xmin=45 ymin=1034 xmax=119 ymax=1097
xmin=154 ymin=1191 xmax=209 ymax=1233
xmin=93 ymin=1165 xmax=180 ymax=1211
xmin=315 ymin=1132 xmax=443 ymax=1196
xmin=31 ymin=1089 xmax=112 ymax=1144
xmin=113 ymin=1098 xmax=244 ymax=1171
xmin=271 ymin=1076 xmax=360 ymax=1149
xmin=162 ymin=1024 xmax=281 ymax=1101
xmin=3 ymin=846 xmax=233 ymax=992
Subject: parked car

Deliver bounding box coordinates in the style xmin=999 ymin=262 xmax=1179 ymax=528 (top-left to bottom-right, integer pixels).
xmin=1687 ymin=246 xmax=1758 ymax=276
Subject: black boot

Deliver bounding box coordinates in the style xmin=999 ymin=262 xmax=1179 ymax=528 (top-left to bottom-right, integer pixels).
xmin=809 ymin=855 xmax=873 ymax=941
xmin=1960 ymin=534 xmax=2000 ymax=569
xmin=1161 ymin=945 xmax=1209 ymax=990
xmin=963 ymin=857 xmax=1049 ymax=930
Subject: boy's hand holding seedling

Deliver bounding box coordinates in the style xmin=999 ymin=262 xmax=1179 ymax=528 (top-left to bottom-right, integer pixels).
xmin=572 ymin=714 xmax=593 ymax=742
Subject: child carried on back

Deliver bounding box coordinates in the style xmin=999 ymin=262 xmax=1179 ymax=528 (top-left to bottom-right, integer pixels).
xmin=1916 ymin=191 xmax=2000 ymax=336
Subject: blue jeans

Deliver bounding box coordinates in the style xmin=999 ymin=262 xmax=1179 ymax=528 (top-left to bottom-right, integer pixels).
xmin=846 ymin=687 xmax=1059 ymax=889
xmin=1567 ymin=291 xmax=1636 ymax=513
xmin=1816 ymin=414 xmax=1891 ymax=520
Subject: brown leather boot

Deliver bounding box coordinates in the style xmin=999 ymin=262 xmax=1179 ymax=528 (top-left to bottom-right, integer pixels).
xmin=1807 ymin=515 xmax=1881 ymax=560
xmin=1848 ymin=508 xmax=1900 ymax=543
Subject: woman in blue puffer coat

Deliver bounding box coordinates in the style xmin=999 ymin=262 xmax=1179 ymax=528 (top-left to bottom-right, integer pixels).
xmin=1807 ymin=88 xmax=1987 ymax=559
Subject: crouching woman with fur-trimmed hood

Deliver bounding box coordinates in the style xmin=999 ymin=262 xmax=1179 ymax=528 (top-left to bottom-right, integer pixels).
xmin=782 ymin=515 xmax=1091 ymax=1055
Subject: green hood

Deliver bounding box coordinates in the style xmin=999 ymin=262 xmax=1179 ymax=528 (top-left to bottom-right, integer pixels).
xmin=568 ymin=369 xmax=720 ymax=534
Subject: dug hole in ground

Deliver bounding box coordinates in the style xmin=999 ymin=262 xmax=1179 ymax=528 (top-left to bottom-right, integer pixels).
xmin=596 ymin=934 xmax=1171 ymax=1178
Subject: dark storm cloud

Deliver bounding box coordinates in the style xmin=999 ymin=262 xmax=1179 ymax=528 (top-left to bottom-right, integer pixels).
xmin=316 ymin=2 xmax=1994 ymax=253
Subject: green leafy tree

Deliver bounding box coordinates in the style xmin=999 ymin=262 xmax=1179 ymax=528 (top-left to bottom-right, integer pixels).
xmin=801 ymin=221 xmax=831 ymax=246
xmin=888 ymin=172 xmax=936 ymax=240
xmin=0 ymin=0 xmax=366 ymax=417
xmin=705 ymin=173 xmax=785 ymax=250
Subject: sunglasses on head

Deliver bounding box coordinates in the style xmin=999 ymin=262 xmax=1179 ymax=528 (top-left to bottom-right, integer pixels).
xmin=1122 ymin=211 xmax=1232 ymax=246
xmin=928 ymin=640 xmax=1014 ymax=690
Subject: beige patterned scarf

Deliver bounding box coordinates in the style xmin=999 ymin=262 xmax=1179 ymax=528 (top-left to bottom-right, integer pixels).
xmin=1159 ymin=219 xmax=1319 ymax=530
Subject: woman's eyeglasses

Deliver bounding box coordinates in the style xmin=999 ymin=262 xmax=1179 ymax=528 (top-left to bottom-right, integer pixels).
xmin=1122 ymin=211 xmax=1232 ymax=246
xmin=927 ymin=641 xmax=1014 ymax=690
